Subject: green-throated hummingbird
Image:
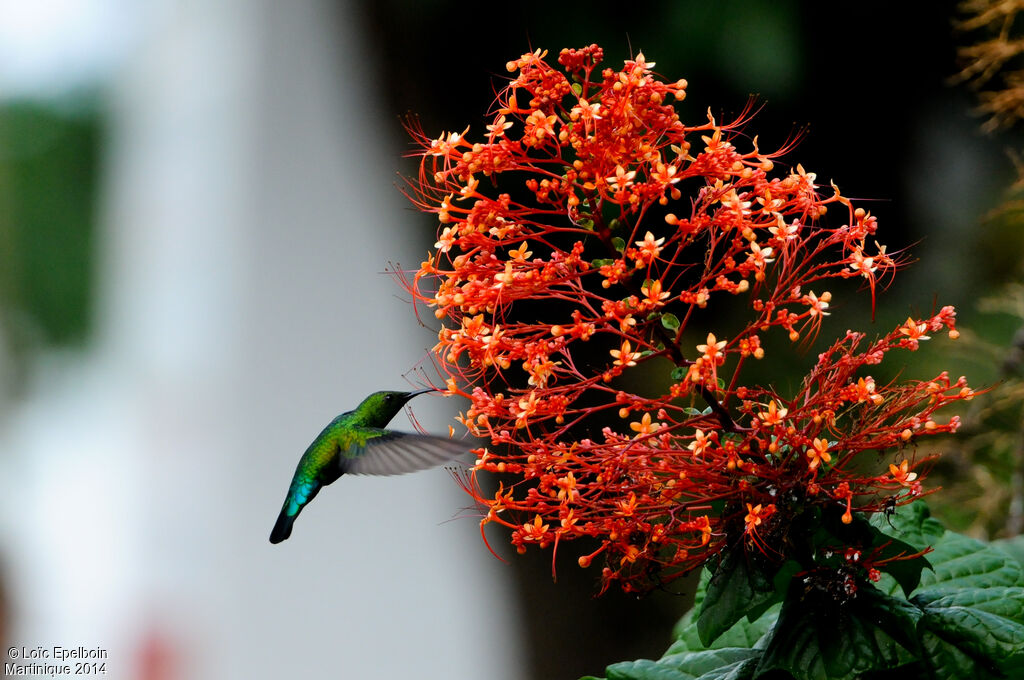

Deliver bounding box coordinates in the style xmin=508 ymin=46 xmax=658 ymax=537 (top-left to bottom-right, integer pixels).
xmin=269 ymin=388 xmax=467 ymax=544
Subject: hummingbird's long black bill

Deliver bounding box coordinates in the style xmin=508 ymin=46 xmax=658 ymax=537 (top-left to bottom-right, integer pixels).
xmin=405 ymin=387 xmax=438 ymax=397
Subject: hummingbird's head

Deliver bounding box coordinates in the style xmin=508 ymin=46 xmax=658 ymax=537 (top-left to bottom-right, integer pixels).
xmin=356 ymin=388 xmax=436 ymax=425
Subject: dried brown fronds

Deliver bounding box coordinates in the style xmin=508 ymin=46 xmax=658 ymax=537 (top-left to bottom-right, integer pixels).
xmin=943 ymin=3 xmax=1024 ymax=540
xmin=978 ymin=70 xmax=1024 ymax=129
xmin=955 ymin=0 xmax=1024 ymax=129
xmin=956 ymin=0 xmax=1024 ymax=33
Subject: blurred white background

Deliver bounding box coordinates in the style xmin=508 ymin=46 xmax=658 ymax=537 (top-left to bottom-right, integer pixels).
xmin=0 ymin=1 xmax=524 ymax=678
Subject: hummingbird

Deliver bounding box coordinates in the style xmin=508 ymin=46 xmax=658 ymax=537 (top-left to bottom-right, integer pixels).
xmin=269 ymin=388 xmax=468 ymax=544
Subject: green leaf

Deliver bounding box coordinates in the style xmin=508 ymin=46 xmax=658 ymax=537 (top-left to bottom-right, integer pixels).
xmin=917 ymin=587 xmax=1024 ymax=658
xmin=672 ymin=367 xmax=688 ymax=381
xmin=868 ymin=500 xmax=944 ymax=554
xmin=688 ymin=567 xmax=712 ymax=621
xmin=858 ymin=521 xmax=930 ymax=596
xmin=662 ymin=313 xmax=681 ymax=332
xmin=612 ymin=236 xmax=626 ymax=252
xmin=916 ymin=528 xmax=1023 ymax=591
xmin=916 ymin=632 xmax=1007 ymax=680
xmin=592 ymin=258 xmax=616 ymax=268
xmin=992 ymin=534 xmax=1024 ymax=568
xmin=755 ymin=582 xmax=918 ymax=680
xmin=600 ymin=649 xmax=761 ymax=680
xmin=672 ymin=604 xmax=778 ymax=653
xmin=746 ymin=561 xmax=800 ymax=623
xmin=678 ymin=406 xmax=714 ymax=417
xmin=856 ymin=584 xmax=925 ymax=665
xmin=617 ymin=570 xmax=767 ymax=680
xmin=905 ymin=513 xmax=1024 ymax=678
xmin=877 ymin=550 xmax=929 ymax=599
xmin=673 ymin=568 xmax=779 ymax=651
xmin=604 ymin=658 xmax=699 ymax=680
xmin=697 ymin=546 xmax=784 ymax=646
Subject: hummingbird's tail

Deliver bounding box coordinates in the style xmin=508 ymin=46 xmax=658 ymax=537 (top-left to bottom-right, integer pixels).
xmin=269 ymin=508 xmax=296 ymax=544
xmin=270 ymin=480 xmax=323 ymax=544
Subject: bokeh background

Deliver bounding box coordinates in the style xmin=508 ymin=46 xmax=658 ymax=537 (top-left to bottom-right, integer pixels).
xmin=0 ymin=1 xmax=1019 ymax=678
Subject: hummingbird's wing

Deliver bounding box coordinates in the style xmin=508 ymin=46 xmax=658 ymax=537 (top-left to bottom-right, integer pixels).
xmin=340 ymin=430 xmax=471 ymax=476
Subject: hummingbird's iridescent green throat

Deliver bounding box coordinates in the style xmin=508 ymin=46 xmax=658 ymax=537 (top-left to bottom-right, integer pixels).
xmin=269 ymin=388 xmax=468 ymax=544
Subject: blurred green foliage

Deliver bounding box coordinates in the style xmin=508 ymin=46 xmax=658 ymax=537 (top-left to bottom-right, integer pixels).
xmin=0 ymin=100 xmax=100 ymax=362
xmin=921 ymin=283 xmax=1024 ymax=539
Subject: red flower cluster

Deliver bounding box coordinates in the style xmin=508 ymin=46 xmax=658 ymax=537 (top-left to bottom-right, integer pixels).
xmin=401 ymin=46 xmax=973 ymax=592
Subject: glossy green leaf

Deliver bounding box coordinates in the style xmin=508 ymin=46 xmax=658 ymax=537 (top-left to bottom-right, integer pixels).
xmin=917 ymin=627 xmax=1007 ymax=680
xmin=992 ymin=535 xmax=1024 ymax=568
xmin=746 ymin=561 xmax=799 ymax=623
xmin=913 ymin=587 xmax=1024 ymax=677
xmin=754 ymin=582 xmax=919 ymax=680
xmin=672 ymin=604 xmax=778 ymax=654
xmin=697 ymin=546 xmax=783 ymax=646
xmin=600 ymin=648 xmax=760 ymax=680
xmin=868 ymin=501 xmax=945 ymax=553
xmin=856 ymin=520 xmax=930 ymax=596
xmin=916 ymin=529 xmax=1023 ymax=591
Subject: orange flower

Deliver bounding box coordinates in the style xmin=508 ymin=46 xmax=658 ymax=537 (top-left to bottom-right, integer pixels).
xmin=803 ymin=290 xmax=831 ymax=317
xmin=744 ymin=503 xmax=776 ymax=533
xmin=687 ymin=429 xmax=711 ymax=458
xmin=889 ymin=460 xmax=918 ymax=487
xmin=640 ymin=279 xmax=671 ymax=308
xmin=807 ymin=438 xmax=831 ymax=470
xmin=520 ymin=515 xmax=550 ymax=546
xmin=629 ymin=412 xmax=663 ymax=438
xmin=899 ymin=317 xmax=931 ymax=345
xmin=635 ymin=231 xmax=666 ymax=261
xmin=758 ymin=401 xmax=788 ymax=427
xmin=696 ymin=333 xmax=727 ymax=363
xmin=610 ymin=340 xmax=642 ymax=367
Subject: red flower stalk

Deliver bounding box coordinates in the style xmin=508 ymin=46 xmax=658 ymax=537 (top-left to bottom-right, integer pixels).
xmin=399 ymin=45 xmax=974 ymax=593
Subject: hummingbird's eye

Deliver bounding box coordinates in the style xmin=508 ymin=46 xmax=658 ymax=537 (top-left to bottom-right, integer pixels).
xmin=385 ymin=394 xmax=393 ymax=401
